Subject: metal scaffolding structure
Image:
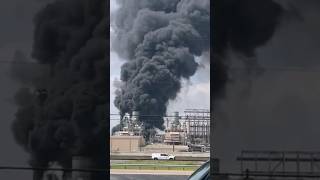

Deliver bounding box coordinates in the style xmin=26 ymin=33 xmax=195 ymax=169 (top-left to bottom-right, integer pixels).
xmin=237 ymin=150 xmax=320 ymax=177
xmin=183 ymin=109 xmax=210 ymax=144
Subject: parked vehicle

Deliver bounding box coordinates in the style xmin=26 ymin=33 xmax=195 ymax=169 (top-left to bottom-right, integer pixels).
xmin=188 ymin=161 xmax=210 ymax=180
xmin=151 ymin=153 xmax=175 ymax=160
xmin=188 ymin=144 xmax=205 ymax=152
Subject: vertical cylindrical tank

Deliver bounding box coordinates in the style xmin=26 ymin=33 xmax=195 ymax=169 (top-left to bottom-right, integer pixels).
xmin=132 ymin=111 xmax=139 ymax=122
xmin=72 ymin=156 xmax=93 ymax=180
xmin=173 ymin=112 xmax=180 ymax=130
xmin=173 ymin=112 xmax=179 ymax=121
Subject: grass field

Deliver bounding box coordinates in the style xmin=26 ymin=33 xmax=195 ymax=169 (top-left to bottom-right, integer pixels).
xmin=122 ymin=160 xmax=202 ymax=165
xmin=111 ymin=165 xmax=198 ymax=171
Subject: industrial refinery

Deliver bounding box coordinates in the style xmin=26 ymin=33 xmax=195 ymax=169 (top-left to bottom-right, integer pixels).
xmin=110 ymin=109 xmax=210 ymax=153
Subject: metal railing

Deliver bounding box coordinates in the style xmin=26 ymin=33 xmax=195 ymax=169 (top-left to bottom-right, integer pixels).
xmin=212 ymin=171 xmax=320 ymax=179
xmin=238 ymin=150 xmax=320 ymax=176
xmin=110 ymin=154 xmax=209 ymax=161
xmin=111 ymin=163 xmax=200 ymax=171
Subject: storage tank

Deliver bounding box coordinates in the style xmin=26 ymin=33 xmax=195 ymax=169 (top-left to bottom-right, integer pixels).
xmin=132 ymin=111 xmax=139 ymax=122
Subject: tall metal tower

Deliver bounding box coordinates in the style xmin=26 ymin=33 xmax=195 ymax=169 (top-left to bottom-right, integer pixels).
xmin=184 ymin=109 xmax=210 ymax=144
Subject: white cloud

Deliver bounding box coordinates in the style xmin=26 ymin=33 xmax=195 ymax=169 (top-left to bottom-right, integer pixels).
xmin=167 ymin=77 xmax=210 ymax=115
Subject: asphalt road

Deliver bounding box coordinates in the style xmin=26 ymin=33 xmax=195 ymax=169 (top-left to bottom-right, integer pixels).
xmin=110 ymin=175 xmax=189 ymax=180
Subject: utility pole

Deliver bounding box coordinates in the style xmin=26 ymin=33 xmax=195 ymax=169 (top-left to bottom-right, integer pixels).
xmin=173 ymin=142 xmax=175 ymax=152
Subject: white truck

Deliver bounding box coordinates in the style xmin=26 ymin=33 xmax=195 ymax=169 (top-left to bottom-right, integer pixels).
xmin=151 ymin=153 xmax=175 ymax=160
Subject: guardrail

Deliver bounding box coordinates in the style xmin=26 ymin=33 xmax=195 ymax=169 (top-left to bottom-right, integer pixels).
xmin=111 ymin=163 xmax=201 ymax=171
xmin=213 ymin=172 xmax=320 ymax=179
xmin=110 ymin=155 xmax=209 ymax=161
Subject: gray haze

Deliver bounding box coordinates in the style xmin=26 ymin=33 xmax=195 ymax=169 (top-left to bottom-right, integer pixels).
xmin=213 ymin=0 xmax=320 ymax=172
xmin=0 ymin=0 xmax=52 ymax=179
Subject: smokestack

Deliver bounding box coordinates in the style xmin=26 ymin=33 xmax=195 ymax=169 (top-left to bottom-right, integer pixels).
xmin=173 ymin=112 xmax=179 ymax=121
xmin=173 ymin=112 xmax=180 ymax=130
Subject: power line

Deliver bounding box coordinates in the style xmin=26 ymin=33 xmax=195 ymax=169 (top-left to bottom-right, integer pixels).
xmin=0 ymin=166 xmax=108 ymax=173
xmin=4 ymin=59 xmax=320 ymax=73
xmin=108 ymin=114 xmax=211 ymax=122
xmin=0 ymin=60 xmax=41 ymax=64
xmin=109 ymin=113 xmax=210 ymax=118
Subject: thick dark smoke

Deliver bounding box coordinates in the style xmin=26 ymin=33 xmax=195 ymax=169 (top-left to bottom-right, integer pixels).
xmin=212 ymin=0 xmax=284 ymax=172
xmin=10 ymin=50 xmax=50 ymax=87
xmin=212 ymin=0 xmax=284 ymax=98
xmin=212 ymin=0 xmax=320 ymax=173
xmin=112 ymin=0 xmax=210 ymax=138
xmin=11 ymin=0 xmax=107 ymax=177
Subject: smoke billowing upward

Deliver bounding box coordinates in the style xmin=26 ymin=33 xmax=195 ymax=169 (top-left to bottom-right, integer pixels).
xmin=211 ymin=0 xmax=284 ymax=171
xmin=10 ymin=50 xmax=50 ymax=88
xmin=211 ymin=0 xmax=320 ymax=173
xmin=11 ymin=0 xmax=107 ymax=176
xmin=212 ymin=0 xmax=284 ymax=98
xmin=112 ymin=0 xmax=210 ymax=135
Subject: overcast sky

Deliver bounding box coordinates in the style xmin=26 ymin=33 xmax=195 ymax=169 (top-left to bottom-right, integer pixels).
xmin=109 ymin=0 xmax=210 ymax=133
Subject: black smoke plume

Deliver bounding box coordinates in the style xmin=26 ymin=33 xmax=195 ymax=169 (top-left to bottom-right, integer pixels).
xmin=11 ymin=0 xmax=107 ymax=178
xmin=112 ymin=0 xmax=210 ymax=138
xmin=212 ymin=0 xmax=320 ymax=173
xmin=10 ymin=50 xmax=50 ymax=88
xmin=212 ymin=0 xmax=284 ymax=98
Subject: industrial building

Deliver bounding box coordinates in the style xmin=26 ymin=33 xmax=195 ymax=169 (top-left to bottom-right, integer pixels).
xmin=111 ymin=109 xmax=210 ymax=152
xmin=153 ymin=131 xmax=165 ymax=143
xmin=163 ymin=110 xmax=210 ymax=145
xmin=119 ymin=111 xmax=143 ymax=136
xmin=184 ymin=109 xmax=210 ymax=144
xmin=110 ymin=111 xmax=145 ymax=153
xmin=110 ymin=135 xmax=145 ymax=152
xmin=164 ymin=131 xmax=182 ymax=144
xmin=163 ymin=112 xmax=186 ymax=145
